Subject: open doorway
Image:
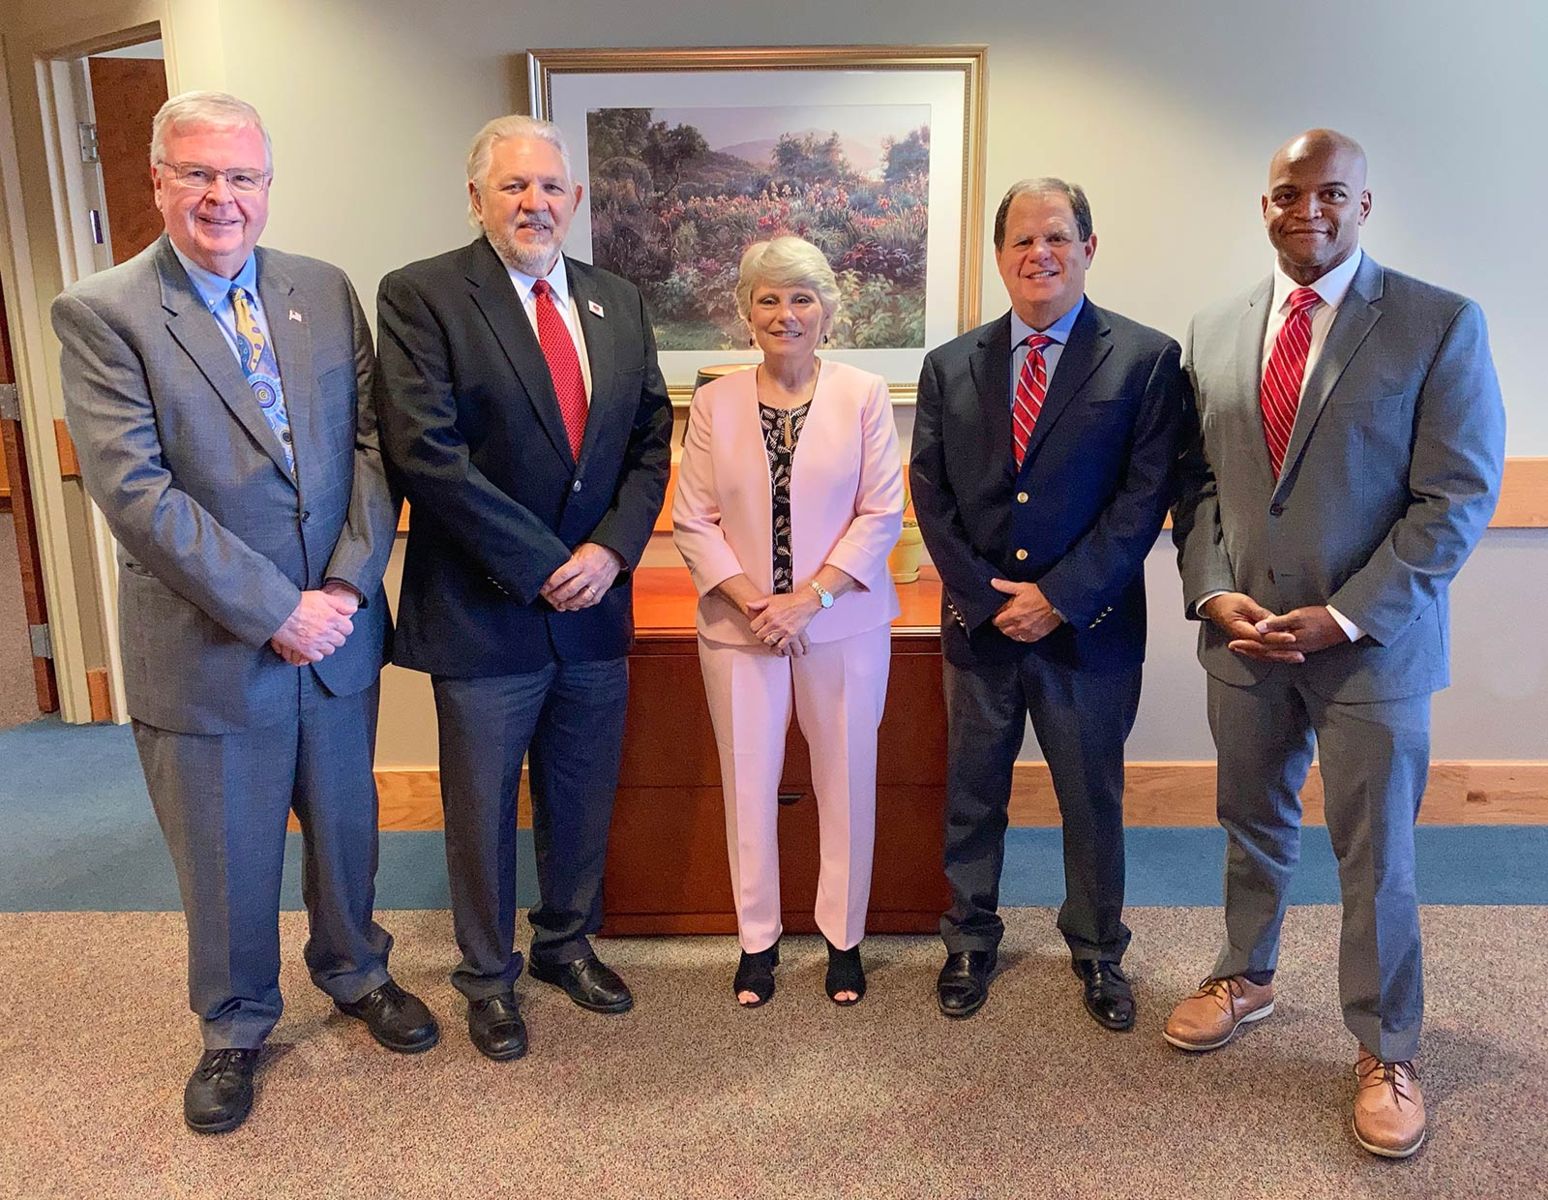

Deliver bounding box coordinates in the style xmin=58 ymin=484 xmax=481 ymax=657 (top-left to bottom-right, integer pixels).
xmin=1 ymin=29 xmax=167 ymax=726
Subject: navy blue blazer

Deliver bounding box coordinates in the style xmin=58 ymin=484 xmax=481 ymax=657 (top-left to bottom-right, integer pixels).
xmin=376 ymin=238 xmax=672 ymax=676
xmin=911 ymin=299 xmax=1188 ymax=671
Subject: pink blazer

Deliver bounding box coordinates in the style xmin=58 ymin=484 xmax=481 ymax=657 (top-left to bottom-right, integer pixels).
xmin=673 ymin=360 xmax=904 ymax=646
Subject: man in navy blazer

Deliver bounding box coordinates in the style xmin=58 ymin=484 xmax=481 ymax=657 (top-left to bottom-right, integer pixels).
xmin=912 ymin=178 xmax=1186 ymax=1027
xmin=376 ymin=116 xmax=671 ymax=1060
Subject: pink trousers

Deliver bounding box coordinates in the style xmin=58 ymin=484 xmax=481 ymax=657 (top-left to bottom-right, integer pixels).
xmin=697 ymin=624 xmax=891 ymax=953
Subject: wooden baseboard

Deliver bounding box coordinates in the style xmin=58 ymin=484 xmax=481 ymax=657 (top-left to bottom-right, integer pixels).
xmin=342 ymin=761 xmax=1548 ymax=834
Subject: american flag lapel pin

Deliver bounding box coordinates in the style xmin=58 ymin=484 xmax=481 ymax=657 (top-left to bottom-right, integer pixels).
xmin=288 ymin=309 xmax=303 ymax=323
xmin=588 ymin=300 xmax=605 ymax=318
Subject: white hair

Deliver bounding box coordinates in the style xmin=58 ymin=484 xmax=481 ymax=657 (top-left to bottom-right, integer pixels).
xmin=466 ymin=115 xmax=573 ymax=228
xmin=149 ymin=91 xmax=272 ymax=171
xmin=735 ymin=236 xmax=841 ymax=324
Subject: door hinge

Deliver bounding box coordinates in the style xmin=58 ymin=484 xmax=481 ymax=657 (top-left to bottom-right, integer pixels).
xmin=0 ymin=382 xmax=19 ymax=420
xmin=29 ymin=623 xmax=53 ymax=661
xmin=77 ymin=121 xmax=99 ymax=164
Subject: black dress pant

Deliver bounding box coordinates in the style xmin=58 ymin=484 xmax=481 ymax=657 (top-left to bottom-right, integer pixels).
xmin=940 ymin=651 xmax=1141 ymax=961
xmin=433 ymin=658 xmax=629 ymax=1000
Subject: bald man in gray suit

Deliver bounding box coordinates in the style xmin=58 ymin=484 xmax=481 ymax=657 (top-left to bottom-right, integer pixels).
xmin=52 ymin=91 xmax=436 ymax=1135
xmin=1167 ymin=129 xmax=1504 ymax=1159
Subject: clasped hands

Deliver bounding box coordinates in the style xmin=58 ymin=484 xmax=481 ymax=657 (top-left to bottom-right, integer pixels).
xmin=1200 ymin=592 xmax=1349 ymax=662
xmin=745 ymin=590 xmax=819 ymax=658
xmin=270 ymin=580 xmax=359 ymax=665
xmin=990 ymin=578 xmax=1063 ymax=643
xmin=541 ymin=542 xmax=624 ymax=612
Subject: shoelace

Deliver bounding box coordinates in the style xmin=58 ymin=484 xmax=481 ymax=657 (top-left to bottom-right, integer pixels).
xmin=1357 ymin=1056 xmax=1420 ymax=1108
xmin=1193 ymin=975 xmax=1245 ymax=1012
xmin=199 ymin=1048 xmax=254 ymax=1080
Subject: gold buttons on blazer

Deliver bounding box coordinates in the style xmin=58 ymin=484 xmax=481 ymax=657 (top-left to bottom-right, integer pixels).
xmin=1015 ymin=549 xmax=1028 ymax=561
xmin=1017 ymin=492 xmax=1029 ymax=503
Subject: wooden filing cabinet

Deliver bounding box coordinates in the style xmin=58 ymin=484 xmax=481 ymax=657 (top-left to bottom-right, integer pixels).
xmin=600 ymin=567 xmax=951 ymax=935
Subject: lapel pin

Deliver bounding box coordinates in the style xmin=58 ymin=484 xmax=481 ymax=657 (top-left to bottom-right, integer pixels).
xmin=288 ymin=309 xmax=303 ymax=323
xmin=588 ymin=300 xmax=605 ymax=318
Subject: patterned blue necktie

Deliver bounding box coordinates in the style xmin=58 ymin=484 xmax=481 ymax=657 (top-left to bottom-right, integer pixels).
xmin=228 ymin=285 xmax=295 ymax=476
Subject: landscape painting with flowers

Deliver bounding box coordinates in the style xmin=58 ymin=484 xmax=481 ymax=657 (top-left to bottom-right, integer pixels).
xmin=585 ymin=104 xmax=931 ymax=351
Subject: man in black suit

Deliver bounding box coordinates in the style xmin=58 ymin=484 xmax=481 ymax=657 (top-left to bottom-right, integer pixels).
xmin=376 ymin=115 xmax=671 ymax=1060
xmin=911 ymin=178 xmax=1186 ymax=1028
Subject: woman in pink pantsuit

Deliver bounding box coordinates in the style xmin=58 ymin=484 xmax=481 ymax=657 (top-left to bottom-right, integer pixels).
xmin=673 ymin=237 xmax=904 ymax=1007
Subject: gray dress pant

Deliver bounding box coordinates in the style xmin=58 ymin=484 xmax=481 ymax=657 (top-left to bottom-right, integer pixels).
xmin=134 ymin=673 xmax=391 ymax=1050
xmin=941 ymin=652 xmax=1141 ymax=961
xmin=433 ymin=658 xmax=628 ymax=1001
xmin=1207 ymin=672 xmax=1431 ymax=1062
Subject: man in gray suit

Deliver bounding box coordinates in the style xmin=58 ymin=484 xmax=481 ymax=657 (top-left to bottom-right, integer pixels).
xmin=1168 ymin=129 xmax=1504 ymax=1157
xmin=51 ymin=92 xmax=437 ymax=1135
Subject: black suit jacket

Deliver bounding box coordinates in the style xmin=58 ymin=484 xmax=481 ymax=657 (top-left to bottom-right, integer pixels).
xmin=376 ymin=238 xmax=672 ymax=676
xmin=910 ymin=298 xmax=1187 ymax=671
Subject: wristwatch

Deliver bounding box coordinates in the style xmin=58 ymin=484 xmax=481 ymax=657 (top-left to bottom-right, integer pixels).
xmin=809 ymin=579 xmax=834 ymax=609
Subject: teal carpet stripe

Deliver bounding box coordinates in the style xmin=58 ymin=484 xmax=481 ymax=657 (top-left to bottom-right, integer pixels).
xmin=4 ymin=717 xmax=1546 ymax=911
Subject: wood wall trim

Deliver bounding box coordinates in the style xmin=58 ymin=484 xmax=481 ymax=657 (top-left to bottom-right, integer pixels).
xmin=53 ymin=420 xmax=79 ymax=478
xmin=390 ymin=457 xmax=1548 ymax=534
xmin=85 ymin=667 xmax=111 ymax=721
xmin=358 ymin=761 xmax=1548 ymax=833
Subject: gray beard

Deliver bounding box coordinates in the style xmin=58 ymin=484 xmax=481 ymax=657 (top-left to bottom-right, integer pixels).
xmin=484 ymin=229 xmax=561 ymax=278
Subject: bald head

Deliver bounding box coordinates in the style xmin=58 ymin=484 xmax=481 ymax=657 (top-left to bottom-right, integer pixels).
xmin=1262 ymin=128 xmax=1371 ymax=285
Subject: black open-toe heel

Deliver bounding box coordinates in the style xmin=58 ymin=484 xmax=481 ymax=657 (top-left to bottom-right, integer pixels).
xmin=733 ymin=942 xmax=779 ymax=1008
xmin=824 ymin=937 xmax=866 ymax=1006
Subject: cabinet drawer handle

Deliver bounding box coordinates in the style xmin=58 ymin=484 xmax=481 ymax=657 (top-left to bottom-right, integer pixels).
xmin=777 ymin=791 xmax=804 ymax=806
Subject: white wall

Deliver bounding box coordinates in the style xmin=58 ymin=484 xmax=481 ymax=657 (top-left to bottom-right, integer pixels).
xmin=11 ymin=0 xmax=1543 ymax=761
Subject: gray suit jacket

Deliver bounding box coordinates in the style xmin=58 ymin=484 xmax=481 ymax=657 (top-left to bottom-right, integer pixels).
xmin=52 ymin=235 xmax=397 ymax=734
xmin=1173 ymin=254 xmax=1505 ymax=702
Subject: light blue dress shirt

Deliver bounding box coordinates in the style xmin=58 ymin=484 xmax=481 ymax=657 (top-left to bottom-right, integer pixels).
xmin=1007 ymin=296 xmax=1084 ymax=405
xmin=169 ymin=244 xmax=276 ymax=370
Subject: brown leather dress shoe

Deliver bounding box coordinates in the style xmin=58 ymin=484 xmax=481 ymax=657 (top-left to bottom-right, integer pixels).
xmin=1353 ymin=1048 xmax=1426 ymax=1158
xmin=1163 ymin=975 xmax=1275 ymax=1051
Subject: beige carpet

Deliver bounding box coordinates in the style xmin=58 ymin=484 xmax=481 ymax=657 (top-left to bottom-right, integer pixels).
xmin=2 ymin=906 xmax=1544 ymax=1199
xmin=0 ymin=513 xmax=42 ymax=729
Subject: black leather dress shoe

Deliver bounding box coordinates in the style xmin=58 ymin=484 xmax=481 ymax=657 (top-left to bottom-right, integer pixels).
xmin=937 ymin=950 xmax=997 ymax=1019
xmin=529 ymin=953 xmax=634 ymax=1014
xmin=336 ymin=979 xmax=440 ymax=1053
xmin=184 ymin=1048 xmax=260 ymax=1134
xmin=468 ymin=993 xmax=528 ymax=1061
xmin=1073 ymin=958 xmax=1135 ymax=1031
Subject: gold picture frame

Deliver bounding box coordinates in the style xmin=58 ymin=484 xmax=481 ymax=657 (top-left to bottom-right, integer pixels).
xmin=527 ymin=45 xmax=988 ymax=401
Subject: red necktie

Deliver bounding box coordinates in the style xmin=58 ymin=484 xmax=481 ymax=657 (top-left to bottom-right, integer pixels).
xmin=531 ymin=279 xmax=588 ymax=458
xmin=1259 ymin=286 xmax=1322 ymax=477
xmin=1012 ymin=334 xmax=1054 ymax=469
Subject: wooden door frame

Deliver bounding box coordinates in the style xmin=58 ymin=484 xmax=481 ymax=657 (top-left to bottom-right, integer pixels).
xmin=0 ymin=4 xmax=170 ymax=723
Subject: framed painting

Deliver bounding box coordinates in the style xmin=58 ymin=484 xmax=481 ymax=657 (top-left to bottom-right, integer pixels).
xmin=527 ymin=45 xmax=988 ymax=399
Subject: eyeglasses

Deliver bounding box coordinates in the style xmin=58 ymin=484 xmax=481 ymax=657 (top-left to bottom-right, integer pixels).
xmin=157 ymin=161 xmax=270 ymax=194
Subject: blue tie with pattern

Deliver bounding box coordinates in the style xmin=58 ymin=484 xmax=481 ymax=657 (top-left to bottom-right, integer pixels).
xmin=228 ymin=285 xmax=295 ymax=476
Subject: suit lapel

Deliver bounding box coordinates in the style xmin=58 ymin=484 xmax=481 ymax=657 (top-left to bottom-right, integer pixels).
xmin=464 ymin=238 xmax=575 ymax=465
xmin=1018 ymin=299 xmax=1112 ymax=474
xmin=968 ymin=315 xmax=1014 ymax=486
xmin=257 ymin=250 xmax=311 ymax=494
xmin=1227 ymin=278 xmax=1276 ymax=484
xmin=1274 ymin=255 xmax=1383 ymax=498
xmin=567 ymin=261 xmax=616 ymax=469
xmin=156 ymin=239 xmax=295 ymax=484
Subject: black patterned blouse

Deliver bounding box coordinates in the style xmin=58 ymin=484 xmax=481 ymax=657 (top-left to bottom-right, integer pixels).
xmin=758 ymin=400 xmax=812 ymax=594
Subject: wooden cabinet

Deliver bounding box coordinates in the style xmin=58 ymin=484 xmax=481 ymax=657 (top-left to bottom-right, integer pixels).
xmin=601 ymin=567 xmax=951 ymax=935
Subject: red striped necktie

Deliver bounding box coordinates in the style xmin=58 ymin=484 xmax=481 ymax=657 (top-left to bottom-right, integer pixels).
xmin=1012 ymin=333 xmax=1054 ymax=469
xmin=1259 ymin=286 xmax=1322 ymax=476
xmin=531 ymin=279 xmax=588 ymax=458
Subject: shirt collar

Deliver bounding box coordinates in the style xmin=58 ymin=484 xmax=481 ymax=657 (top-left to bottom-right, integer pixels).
xmin=506 ymin=255 xmax=571 ymax=309
xmin=1010 ymin=295 xmax=1084 ymax=349
xmin=169 ymin=241 xmax=258 ymax=312
xmin=1272 ymin=247 xmax=1362 ymax=314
